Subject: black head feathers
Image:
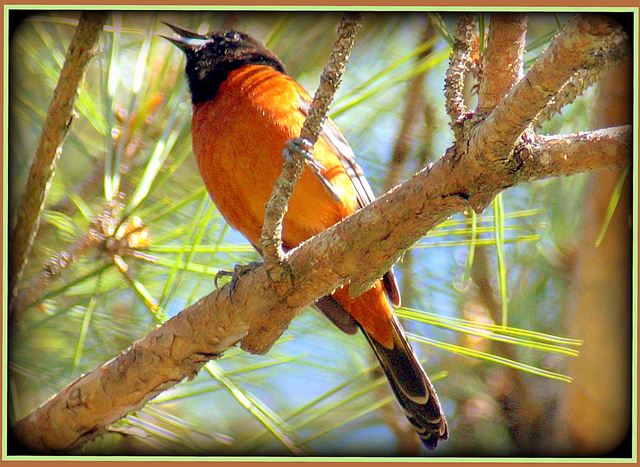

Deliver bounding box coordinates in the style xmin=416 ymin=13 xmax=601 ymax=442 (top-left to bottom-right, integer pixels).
xmin=163 ymin=23 xmax=286 ymax=103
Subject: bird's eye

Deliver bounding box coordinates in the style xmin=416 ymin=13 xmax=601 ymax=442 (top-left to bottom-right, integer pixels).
xmin=224 ymin=31 xmax=241 ymax=43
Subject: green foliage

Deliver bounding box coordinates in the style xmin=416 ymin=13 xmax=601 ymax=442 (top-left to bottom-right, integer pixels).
xmin=9 ymin=11 xmax=599 ymax=455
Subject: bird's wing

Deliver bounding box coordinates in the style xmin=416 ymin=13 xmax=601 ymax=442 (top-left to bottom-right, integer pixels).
xmin=297 ymin=99 xmax=401 ymax=307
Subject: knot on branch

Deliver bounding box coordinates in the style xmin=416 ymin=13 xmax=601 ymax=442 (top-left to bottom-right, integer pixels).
xmin=88 ymin=197 xmax=150 ymax=261
xmin=264 ymin=259 xmax=295 ymax=296
xmin=42 ymin=250 xmax=74 ymax=279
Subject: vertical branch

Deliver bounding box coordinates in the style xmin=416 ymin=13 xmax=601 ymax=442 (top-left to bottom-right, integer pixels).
xmin=259 ymin=13 xmax=363 ymax=269
xmin=476 ymin=14 xmax=528 ymax=112
xmin=444 ymin=14 xmax=477 ymax=136
xmin=9 ymin=12 xmax=107 ymax=312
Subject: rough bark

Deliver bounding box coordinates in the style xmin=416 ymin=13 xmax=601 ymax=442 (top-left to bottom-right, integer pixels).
xmin=12 ymin=14 xmax=630 ymax=453
xmin=260 ymin=13 xmax=363 ymax=268
xmin=8 ymin=12 xmax=107 ymax=314
xmin=477 ymin=14 xmax=527 ymax=113
xmin=470 ymin=15 xmax=623 ymax=170
xmin=444 ymin=14 xmax=477 ymax=136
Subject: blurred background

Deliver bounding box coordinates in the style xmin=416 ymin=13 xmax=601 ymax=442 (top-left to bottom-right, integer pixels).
xmin=7 ymin=11 xmax=633 ymax=457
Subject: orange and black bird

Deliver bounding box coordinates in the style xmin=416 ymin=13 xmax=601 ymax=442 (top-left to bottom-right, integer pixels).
xmin=164 ymin=24 xmax=448 ymax=449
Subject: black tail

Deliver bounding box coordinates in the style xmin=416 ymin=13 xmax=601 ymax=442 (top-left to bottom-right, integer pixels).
xmin=362 ymin=317 xmax=448 ymax=450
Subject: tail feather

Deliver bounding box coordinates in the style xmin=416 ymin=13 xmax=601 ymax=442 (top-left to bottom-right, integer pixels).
xmin=362 ymin=316 xmax=448 ymax=449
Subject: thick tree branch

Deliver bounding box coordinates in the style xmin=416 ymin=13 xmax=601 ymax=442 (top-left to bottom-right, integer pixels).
xmin=516 ymin=126 xmax=631 ymax=181
xmin=13 ymin=13 xmax=631 ymax=454
xmin=477 ymin=14 xmax=527 ymax=112
xmin=259 ymin=13 xmax=363 ymax=269
xmin=470 ymin=15 xmax=627 ymax=166
xmin=9 ymin=12 xmax=107 ymax=315
xmin=13 ymin=121 xmax=629 ymax=452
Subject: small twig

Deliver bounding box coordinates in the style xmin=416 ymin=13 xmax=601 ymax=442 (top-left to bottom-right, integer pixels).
xmin=12 ymin=200 xmax=124 ymax=316
xmin=259 ymin=13 xmax=363 ymax=270
xmin=9 ymin=12 xmax=107 ymax=312
xmin=444 ymin=14 xmax=477 ymax=135
xmin=12 ymin=232 xmax=97 ymax=315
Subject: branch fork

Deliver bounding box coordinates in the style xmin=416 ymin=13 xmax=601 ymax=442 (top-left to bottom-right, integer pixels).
xmin=12 ymin=13 xmax=631 ymax=453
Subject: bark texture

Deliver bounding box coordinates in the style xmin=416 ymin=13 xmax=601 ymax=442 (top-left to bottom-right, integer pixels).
xmin=260 ymin=13 xmax=363 ymax=267
xmin=11 ymin=14 xmax=630 ymax=453
xmin=9 ymin=13 xmax=107 ymax=314
xmin=477 ymin=14 xmax=527 ymax=113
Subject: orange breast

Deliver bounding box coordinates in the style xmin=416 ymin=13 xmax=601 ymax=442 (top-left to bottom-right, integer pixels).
xmin=192 ymin=64 xmax=358 ymax=247
xmin=191 ymin=64 xmax=393 ymax=347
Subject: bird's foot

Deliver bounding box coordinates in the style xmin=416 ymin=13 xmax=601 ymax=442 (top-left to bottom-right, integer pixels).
xmin=214 ymin=261 xmax=262 ymax=298
xmin=283 ymin=137 xmax=342 ymax=203
xmin=283 ymin=137 xmax=323 ymax=172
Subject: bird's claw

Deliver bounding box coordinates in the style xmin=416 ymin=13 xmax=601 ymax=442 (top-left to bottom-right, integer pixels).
xmin=214 ymin=261 xmax=263 ymax=298
xmin=283 ymin=137 xmax=323 ymax=172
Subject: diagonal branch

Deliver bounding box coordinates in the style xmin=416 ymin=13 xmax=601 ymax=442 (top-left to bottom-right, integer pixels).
xmin=259 ymin=13 xmax=363 ymax=269
xmin=532 ymin=33 xmax=630 ymax=128
xmin=9 ymin=12 xmax=107 ymax=314
xmin=13 ymin=122 xmax=629 ymax=453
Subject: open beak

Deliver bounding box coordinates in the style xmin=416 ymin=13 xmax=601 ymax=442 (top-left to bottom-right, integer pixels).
xmin=161 ymin=22 xmax=209 ymax=53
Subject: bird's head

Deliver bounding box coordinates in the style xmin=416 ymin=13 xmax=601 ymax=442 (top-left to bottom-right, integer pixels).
xmin=162 ymin=23 xmax=286 ymax=103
